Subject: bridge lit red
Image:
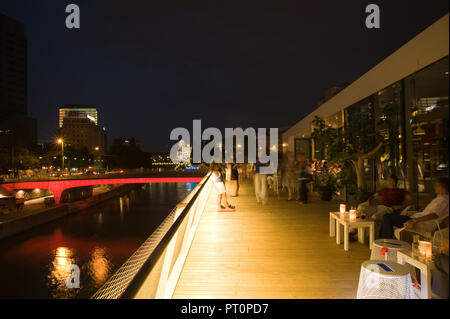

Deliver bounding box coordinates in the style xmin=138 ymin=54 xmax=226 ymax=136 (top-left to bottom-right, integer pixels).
xmin=1 ymin=177 xmax=203 ymax=204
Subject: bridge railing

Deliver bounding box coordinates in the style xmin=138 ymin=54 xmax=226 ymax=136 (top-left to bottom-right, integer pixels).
xmin=91 ymin=172 xmax=213 ymax=299
xmin=1 ymin=168 xmax=206 ymax=183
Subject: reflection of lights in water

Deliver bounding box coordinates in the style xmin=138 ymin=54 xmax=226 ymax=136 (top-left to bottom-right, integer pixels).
xmin=47 ymin=246 xmax=77 ymax=298
xmin=119 ymin=196 xmax=129 ymax=215
xmin=53 ymin=247 xmax=73 ymax=279
xmin=89 ymin=247 xmax=112 ymax=285
xmin=119 ymin=197 xmax=124 ymax=222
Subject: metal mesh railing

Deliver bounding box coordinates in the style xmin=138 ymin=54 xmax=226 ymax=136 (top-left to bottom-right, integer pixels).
xmin=91 ymin=173 xmax=210 ymax=299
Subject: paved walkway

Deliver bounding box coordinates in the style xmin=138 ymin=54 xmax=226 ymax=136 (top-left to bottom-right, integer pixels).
xmin=0 ymin=185 xmax=111 ymax=223
xmin=173 ymin=178 xmax=370 ymax=299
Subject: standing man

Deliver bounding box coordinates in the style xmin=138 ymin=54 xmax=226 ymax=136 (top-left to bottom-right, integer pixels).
xmin=254 ymin=159 xmax=269 ymax=205
xmin=230 ymin=161 xmax=240 ymax=197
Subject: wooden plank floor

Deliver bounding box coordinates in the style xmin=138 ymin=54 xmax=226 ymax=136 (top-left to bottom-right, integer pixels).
xmin=173 ymin=178 xmax=371 ymax=299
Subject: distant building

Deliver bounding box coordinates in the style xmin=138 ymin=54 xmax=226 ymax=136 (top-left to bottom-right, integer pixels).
xmin=149 ymin=152 xmax=175 ymax=167
xmin=178 ymin=140 xmax=192 ymax=163
xmin=0 ymin=13 xmax=37 ymax=148
xmin=58 ymin=105 xmax=98 ymax=128
xmin=57 ymin=105 xmax=106 ymax=155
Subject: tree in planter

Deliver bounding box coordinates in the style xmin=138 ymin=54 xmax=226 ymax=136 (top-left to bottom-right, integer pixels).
xmin=316 ymin=169 xmax=340 ymax=201
xmin=311 ymin=114 xmax=384 ymax=193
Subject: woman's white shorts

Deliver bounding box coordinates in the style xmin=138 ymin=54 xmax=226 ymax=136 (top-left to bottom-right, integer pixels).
xmin=214 ymin=182 xmax=226 ymax=194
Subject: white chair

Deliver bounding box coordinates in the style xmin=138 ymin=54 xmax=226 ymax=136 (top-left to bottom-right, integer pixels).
xmin=393 ymin=205 xmax=416 ymax=240
xmin=395 ymin=212 xmax=449 ymax=241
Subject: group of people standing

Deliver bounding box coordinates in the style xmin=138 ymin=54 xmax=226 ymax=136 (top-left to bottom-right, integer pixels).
xmin=210 ymin=153 xmax=317 ymax=210
xmin=280 ymin=151 xmax=313 ymax=204
xmin=209 ymin=159 xmax=449 ymax=244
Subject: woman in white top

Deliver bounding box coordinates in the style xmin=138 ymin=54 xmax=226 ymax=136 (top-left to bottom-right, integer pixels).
xmin=211 ymin=163 xmax=235 ymax=211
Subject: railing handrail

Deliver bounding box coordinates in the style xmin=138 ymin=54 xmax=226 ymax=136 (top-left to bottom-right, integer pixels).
xmin=91 ymin=172 xmax=211 ymax=299
xmin=1 ymin=171 xmax=206 ymax=184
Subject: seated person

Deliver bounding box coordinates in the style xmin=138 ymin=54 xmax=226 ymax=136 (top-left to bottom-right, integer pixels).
xmin=380 ymin=177 xmax=449 ymax=239
xmin=358 ymin=174 xmax=414 ymax=222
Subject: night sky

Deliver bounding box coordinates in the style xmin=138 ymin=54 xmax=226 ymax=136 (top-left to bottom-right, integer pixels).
xmin=0 ymin=1 xmax=448 ymax=152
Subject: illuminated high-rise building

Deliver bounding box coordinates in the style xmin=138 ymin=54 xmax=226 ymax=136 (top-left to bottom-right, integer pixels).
xmin=57 ymin=105 xmax=106 ymax=155
xmin=58 ymin=105 xmax=98 ymax=128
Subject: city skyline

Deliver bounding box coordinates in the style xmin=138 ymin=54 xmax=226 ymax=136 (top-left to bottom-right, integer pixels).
xmin=0 ymin=2 xmax=448 ymax=305
xmin=0 ymin=1 xmax=448 ymax=152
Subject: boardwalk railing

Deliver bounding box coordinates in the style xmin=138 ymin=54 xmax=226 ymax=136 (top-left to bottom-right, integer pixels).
xmin=91 ymin=173 xmax=212 ymax=299
xmin=1 ymin=169 xmax=206 ymax=183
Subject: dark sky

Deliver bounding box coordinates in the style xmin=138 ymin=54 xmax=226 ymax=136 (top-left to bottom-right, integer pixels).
xmin=0 ymin=1 xmax=448 ymax=152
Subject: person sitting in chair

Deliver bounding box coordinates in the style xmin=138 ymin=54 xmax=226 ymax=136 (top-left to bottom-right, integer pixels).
xmin=358 ymin=174 xmax=414 ymax=221
xmin=380 ymin=177 xmax=449 ymax=239
xmin=350 ymin=175 xmax=413 ymax=241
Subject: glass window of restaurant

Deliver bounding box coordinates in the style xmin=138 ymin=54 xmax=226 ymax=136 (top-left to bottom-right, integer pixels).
xmin=374 ymin=81 xmax=407 ymax=189
xmin=312 ymin=135 xmax=324 ymax=160
xmin=344 ymin=96 xmax=377 ymax=193
xmin=295 ymin=138 xmax=311 ymax=161
xmin=404 ymin=57 xmax=449 ymax=208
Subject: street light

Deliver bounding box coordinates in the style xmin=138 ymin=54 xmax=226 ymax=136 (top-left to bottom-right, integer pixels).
xmin=57 ymin=138 xmax=64 ymax=171
xmin=94 ymin=146 xmax=101 ymax=170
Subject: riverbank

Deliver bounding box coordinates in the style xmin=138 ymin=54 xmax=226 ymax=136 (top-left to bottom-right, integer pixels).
xmin=0 ymin=184 xmax=138 ymax=240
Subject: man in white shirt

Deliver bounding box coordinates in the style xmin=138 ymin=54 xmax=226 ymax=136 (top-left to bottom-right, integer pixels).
xmin=380 ymin=177 xmax=449 ymax=239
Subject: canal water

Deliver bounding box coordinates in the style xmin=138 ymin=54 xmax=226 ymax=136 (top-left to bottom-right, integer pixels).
xmin=0 ymin=182 xmax=196 ymax=299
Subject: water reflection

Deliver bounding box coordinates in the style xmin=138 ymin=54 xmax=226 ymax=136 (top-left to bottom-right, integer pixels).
xmin=47 ymin=247 xmax=77 ymax=299
xmin=88 ymin=247 xmax=113 ymax=286
xmin=0 ymin=182 xmax=195 ymax=298
xmin=46 ymin=246 xmax=113 ymax=298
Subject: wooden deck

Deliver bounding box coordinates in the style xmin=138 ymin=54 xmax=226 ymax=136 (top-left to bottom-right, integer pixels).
xmin=172 ymin=178 xmax=371 ymax=299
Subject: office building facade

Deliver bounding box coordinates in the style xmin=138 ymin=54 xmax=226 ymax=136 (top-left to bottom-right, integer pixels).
xmin=58 ymin=105 xmax=106 ymax=155
xmin=0 ymin=12 xmax=37 ymax=148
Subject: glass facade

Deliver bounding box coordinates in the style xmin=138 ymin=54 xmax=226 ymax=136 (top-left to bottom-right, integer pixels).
xmin=374 ymin=81 xmax=407 ymax=189
xmin=344 ymin=96 xmax=377 ymax=193
xmin=337 ymin=56 xmax=449 ymax=208
xmin=59 ymin=106 xmax=98 ymax=128
xmin=295 ymin=138 xmax=311 ymax=161
xmin=404 ymin=57 xmax=449 ymax=208
xmin=308 ymin=57 xmax=449 ymax=207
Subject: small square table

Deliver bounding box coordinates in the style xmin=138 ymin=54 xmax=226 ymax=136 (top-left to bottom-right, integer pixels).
xmin=397 ymin=250 xmax=434 ymax=299
xmin=329 ymin=212 xmax=374 ymax=251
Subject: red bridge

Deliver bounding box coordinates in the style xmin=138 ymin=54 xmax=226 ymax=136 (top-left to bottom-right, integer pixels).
xmin=0 ymin=176 xmax=204 ymax=204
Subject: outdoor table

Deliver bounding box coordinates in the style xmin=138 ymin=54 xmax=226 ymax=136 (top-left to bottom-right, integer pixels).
xmin=356 ymin=260 xmax=416 ymax=299
xmin=397 ymin=250 xmax=434 ymax=299
xmin=371 ymin=239 xmax=411 ymax=262
xmin=329 ymin=212 xmax=374 ymax=251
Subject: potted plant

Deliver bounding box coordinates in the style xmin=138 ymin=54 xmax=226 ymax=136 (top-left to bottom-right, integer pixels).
xmin=316 ymin=170 xmax=338 ymax=201
xmin=311 ymin=115 xmax=384 ymax=192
